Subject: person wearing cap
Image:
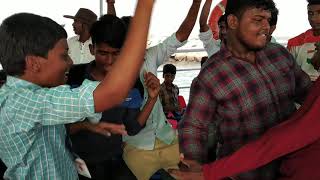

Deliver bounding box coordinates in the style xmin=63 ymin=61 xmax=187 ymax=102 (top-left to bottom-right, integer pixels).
xmin=64 ymin=8 xmax=97 ymax=65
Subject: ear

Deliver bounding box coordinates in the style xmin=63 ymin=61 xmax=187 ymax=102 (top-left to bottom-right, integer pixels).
xmin=227 ymin=14 xmax=239 ymax=30
xmin=89 ymin=44 xmax=95 ymax=55
xmin=25 ymin=55 xmax=42 ymax=73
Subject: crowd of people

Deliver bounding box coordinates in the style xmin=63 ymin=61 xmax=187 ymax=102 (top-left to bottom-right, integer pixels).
xmin=0 ymin=0 xmax=319 ymax=180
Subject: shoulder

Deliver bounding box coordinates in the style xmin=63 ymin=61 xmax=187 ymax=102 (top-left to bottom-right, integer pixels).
xmin=287 ymin=30 xmax=311 ymax=48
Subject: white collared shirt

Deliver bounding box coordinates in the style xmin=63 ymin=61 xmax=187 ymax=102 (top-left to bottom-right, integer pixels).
xmin=67 ymin=35 xmax=95 ymax=65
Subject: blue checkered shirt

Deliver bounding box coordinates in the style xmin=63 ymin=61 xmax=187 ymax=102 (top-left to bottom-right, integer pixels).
xmin=0 ymin=76 xmax=101 ymax=179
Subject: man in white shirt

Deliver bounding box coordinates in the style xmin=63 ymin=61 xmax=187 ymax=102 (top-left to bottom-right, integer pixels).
xmin=64 ymin=8 xmax=97 ymax=64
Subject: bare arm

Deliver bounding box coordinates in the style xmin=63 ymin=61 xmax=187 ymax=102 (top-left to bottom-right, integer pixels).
xmin=106 ymin=0 xmax=116 ymax=15
xmin=68 ymin=121 xmax=127 ymax=137
xmin=199 ymin=0 xmax=212 ymax=32
xmin=175 ymin=0 xmax=202 ymax=42
xmin=136 ymin=72 xmax=159 ymax=126
xmin=93 ymin=0 xmax=154 ymax=112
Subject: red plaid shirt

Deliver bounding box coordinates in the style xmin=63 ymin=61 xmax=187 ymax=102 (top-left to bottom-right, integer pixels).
xmin=179 ymin=43 xmax=311 ymax=180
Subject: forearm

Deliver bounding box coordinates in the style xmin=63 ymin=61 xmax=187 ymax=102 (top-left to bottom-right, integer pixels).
xmin=199 ymin=0 xmax=212 ymax=32
xmin=94 ymin=0 xmax=154 ymax=112
xmin=68 ymin=121 xmax=91 ymax=134
xmin=137 ymin=97 xmax=157 ymax=126
xmin=176 ymin=0 xmax=201 ymax=42
xmin=107 ymin=2 xmax=116 ymax=15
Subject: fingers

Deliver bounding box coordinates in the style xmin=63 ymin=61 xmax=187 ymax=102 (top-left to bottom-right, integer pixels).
xmin=99 ymin=122 xmax=128 ymax=135
xmin=144 ymin=72 xmax=160 ymax=88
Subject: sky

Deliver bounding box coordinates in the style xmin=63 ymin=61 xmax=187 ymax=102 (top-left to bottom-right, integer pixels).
xmin=0 ymin=0 xmax=312 ymax=69
xmin=0 ymin=0 xmax=311 ymax=40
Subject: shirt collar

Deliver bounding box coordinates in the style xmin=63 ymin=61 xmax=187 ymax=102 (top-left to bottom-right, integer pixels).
xmin=5 ymin=76 xmax=41 ymax=90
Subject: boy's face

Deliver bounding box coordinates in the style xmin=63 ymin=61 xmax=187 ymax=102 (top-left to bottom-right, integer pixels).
xmin=163 ymin=73 xmax=175 ymax=85
xmin=37 ymin=39 xmax=73 ymax=87
xmin=90 ymin=43 xmax=120 ymax=73
xmin=233 ymin=7 xmax=271 ymax=50
xmin=308 ymin=4 xmax=320 ymax=35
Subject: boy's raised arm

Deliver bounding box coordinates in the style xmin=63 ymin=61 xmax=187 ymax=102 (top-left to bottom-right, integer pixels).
xmin=175 ymin=0 xmax=202 ymax=42
xmin=106 ymin=0 xmax=116 ymax=15
xmin=199 ymin=0 xmax=212 ymax=32
xmin=94 ymin=0 xmax=155 ymax=112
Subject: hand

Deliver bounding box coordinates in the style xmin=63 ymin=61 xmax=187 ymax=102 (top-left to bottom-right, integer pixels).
xmin=311 ymin=43 xmax=320 ymax=70
xmin=87 ymin=122 xmax=127 ymax=137
xmin=168 ymin=159 xmax=204 ymax=180
xmin=144 ymin=71 xmax=160 ymax=99
xmin=106 ymin=0 xmax=115 ymax=3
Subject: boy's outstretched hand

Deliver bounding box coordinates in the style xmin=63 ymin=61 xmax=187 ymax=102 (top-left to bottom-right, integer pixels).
xmin=144 ymin=71 xmax=160 ymax=99
xmin=88 ymin=122 xmax=127 ymax=137
xmin=168 ymin=159 xmax=204 ymax=180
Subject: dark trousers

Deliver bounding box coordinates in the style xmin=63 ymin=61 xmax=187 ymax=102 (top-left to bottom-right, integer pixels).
xmin=78 ymin=158 xmax=136 ymax=180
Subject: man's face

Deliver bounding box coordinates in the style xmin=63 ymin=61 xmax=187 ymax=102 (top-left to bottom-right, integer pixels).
xmin=235 ymin=8 xmax=271 ymax=50
xmin=308 ymin=4 xmax=320 ymax=35
xmin=72 ymin=19 xmax=84 ymax=35
xmin=90 ymin=43 xmax=120 ymax=73
xmin=38 ymin=39 xmax=73 ymax=87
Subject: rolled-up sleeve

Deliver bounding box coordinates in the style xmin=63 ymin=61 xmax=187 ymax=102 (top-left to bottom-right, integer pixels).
xmin=145 ymin=33 xmax=187 ymax=67
xmin=37 ymin=79 xmax=102 ymax=125
xmin=199 ymin=29 xmax=221 ymax=58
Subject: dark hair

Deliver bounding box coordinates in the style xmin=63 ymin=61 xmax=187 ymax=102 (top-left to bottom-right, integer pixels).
xmin=201 ymin=56 xmax=208 ymax=67
xmin=225 ymin=0 xmax=276 ymax=18
xmin=121 ymin=16 xmax=132 ymax=27
xmin=0 ymin=13 xmax=67 ymax=76
xmin=270 ymin=7 xmax=279 ymax=26
xmin=308 ymin=0 xmax=320 ymax=5
xmin=163 ymin=64 xmax=176 ymax=75
xmin=218 ymin=14 xmax=227 ymax=25
xmin=90 ymin=14 xmax=127 ymax=49
xmin=0 ymin=70 xmax=6 ymax=81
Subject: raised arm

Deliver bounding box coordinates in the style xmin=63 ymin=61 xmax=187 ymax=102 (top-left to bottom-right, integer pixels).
xmin=199 ymin=0 xmax=212 ymax=32
xmin=135 ymin=72 xmax=159 ymax=126
xmin=175 ymin=0 xmax=202 ymax=42
xmin=106 ymin=0 xmax=116 ymax=15
xmin=94 ymin=0 xmax=154 ymax=112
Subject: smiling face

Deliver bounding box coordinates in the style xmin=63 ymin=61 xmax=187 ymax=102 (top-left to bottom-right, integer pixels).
xmin=233 ymin=7 xmax=271 ymax=51
xmin=37 ymin=39 xmax=73 ymax=87
xmin=308 ymin=4 xmax=320 ymax=36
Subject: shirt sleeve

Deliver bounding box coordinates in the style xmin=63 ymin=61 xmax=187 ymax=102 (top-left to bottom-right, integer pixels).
xmin=178 ymin=77 xmax=216 ymax=162
xmin=145 ymin=33 xmax=187 ymax=67
xmin=199 ymin=29 xmax=221 ymax=58
xmin=34 ymin=80 xmax=102 ymax=125
xmin=203 ymin=78 xmax=320 ymax=179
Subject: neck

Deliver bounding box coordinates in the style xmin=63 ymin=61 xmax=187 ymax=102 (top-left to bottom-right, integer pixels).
xmin=91 ymin=65 xmax=106 ymax=81
xmin=313 ymin=29 xmax=320 ymax=37
xmin=79 ymin=32 xmax=90 ymax=43
xmin=226 ymin=34 xmax=256 ymax=64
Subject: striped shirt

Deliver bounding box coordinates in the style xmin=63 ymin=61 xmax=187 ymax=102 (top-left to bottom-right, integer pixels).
xmin=179 ymin=43 xmax=311 ymax=180
xmin=0 ymin=76 xmax=101 ymax=179
xmin=159 ymin=83 xmax=180 ymax=113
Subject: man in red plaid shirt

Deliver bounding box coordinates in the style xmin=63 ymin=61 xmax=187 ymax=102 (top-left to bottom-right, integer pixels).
xmin=178 ymin=0 xmax=311 ymax=179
